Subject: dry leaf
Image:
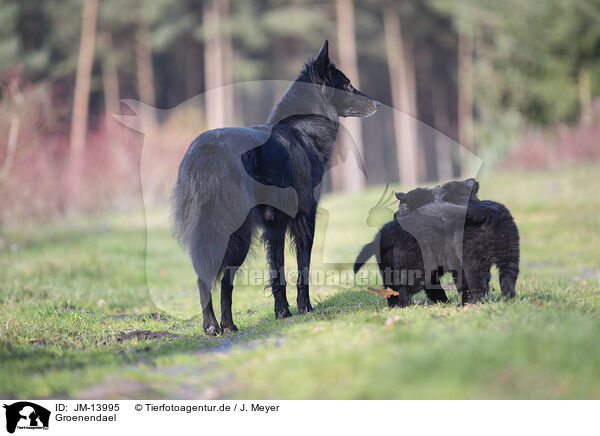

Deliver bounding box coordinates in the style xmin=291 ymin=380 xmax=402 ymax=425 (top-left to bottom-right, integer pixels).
xmin=530 ymin=298 xmax=544 ymax=307
xmin=367 ymin=287 xmax=399 ymax=298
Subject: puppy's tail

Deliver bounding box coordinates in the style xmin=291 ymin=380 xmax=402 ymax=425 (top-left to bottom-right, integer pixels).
xmin=353 ymin=238 xmax=378 ymax=273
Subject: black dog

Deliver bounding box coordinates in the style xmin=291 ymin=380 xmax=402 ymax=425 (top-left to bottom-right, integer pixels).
xmin=173 ymin=41 xmax=379 ymax=335
xmin=426 ymin=179 xmax=520 ymax=303
xmin=354 ymin=179 xmax=520 ymax=306
xmin=354 ymin=217 xmax=450 ymax=307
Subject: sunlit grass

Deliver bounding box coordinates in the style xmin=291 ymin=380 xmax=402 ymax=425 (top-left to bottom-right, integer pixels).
xmin=1 ymin=164 xmax=599 ymax=399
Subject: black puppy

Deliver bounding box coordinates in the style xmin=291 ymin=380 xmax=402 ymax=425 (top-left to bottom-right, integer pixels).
xmin=425 ymin=179 xmax=520 ymax=303
xmin=354 ymin=179 xmax=520 ymax=306
xmin=173 ymin=41 xmax=379 ymax=335
xmin=353 ymin=185 xmax=451 ymax=307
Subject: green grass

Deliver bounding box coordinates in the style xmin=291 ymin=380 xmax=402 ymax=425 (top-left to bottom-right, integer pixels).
xmin=1 ymin=165 xmax=599 ymax=399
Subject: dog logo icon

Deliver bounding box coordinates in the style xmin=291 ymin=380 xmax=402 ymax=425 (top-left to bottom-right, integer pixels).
xmin=2 ymin=402 xmax=50 ymax=434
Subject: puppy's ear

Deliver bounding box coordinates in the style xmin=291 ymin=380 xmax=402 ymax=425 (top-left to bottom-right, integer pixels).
xmin=468 ymin=178 xmax=480 ymax=196
xmin=395 ymin=192 xmax=407 ymax=202
xmin=314 ymin=40 xmax=330 ymax=74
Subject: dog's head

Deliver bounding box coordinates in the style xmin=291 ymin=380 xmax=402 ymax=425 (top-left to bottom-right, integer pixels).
xmin=395 ymin=187 xmax=437 ymax=213
xmin=394 ymin=180 xmax=479 ymax=224
xmin=438 ymin=178 xmax=479 ymax=204
xmin=303 ymin=41 xmax=380 ymax=118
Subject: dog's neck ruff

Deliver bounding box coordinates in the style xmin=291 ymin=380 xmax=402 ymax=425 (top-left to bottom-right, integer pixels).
xmin=267 ymin=80 xmax=338 ymax=126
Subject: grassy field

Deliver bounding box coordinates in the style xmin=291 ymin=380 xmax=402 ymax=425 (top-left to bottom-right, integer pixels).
xmin=1 ymin=165 xmax=599 ymax=399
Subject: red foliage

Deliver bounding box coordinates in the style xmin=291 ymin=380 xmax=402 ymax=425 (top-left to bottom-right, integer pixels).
xmin=503 ymin=99 xmax=600 ymax=170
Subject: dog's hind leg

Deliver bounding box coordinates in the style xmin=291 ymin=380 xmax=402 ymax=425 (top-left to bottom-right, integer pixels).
xmin=425 ymin=267 xmax=449 ymax=303
xmin=499 ymin=261 xmax=519 ymax=299
xmin=462 ymin=269 xmax=487 ymax=304
xmin=263 ymin=222 xmax=292 ymax=319
xmin=291 ymin=211 xmax=316 ymax=314
xmin=220 ymin=223 xmax=252 ymax=332
xmin=196 ymin=277 xmax=220 ymax=336
xmin=191 ymin=236 xmax=228 ymax=336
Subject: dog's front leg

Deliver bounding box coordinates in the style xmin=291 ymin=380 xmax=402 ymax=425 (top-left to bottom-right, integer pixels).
xmin=293 ymin=213 xmax=315 ymax=314
xmin=264 ymin=224 xmax=292 ymax=318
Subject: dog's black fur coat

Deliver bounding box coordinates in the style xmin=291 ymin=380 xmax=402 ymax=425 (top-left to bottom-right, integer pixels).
xmin=354 ymin=179 xmax=520 ymax=307
xmin=173 ymin=41 xmax=379 ymax=335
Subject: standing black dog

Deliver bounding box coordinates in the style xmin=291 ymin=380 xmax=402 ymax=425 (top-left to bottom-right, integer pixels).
xmin=173 ymin=41 xmax=379 ymax=335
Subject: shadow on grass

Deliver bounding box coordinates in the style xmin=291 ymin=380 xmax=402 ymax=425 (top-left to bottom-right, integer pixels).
xmin=2 ymin=284 xmax=548 ymax=399
xmin=0 ymin=289 xmax=386 ymax=398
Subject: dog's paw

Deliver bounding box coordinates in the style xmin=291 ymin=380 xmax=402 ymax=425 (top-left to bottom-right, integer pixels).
xmin=298 ymin=303 xmax=313 ymax=314
xmin=220 ymin=321 xmax=238 ymax=333
xmin=275 ymin=306 xmax=292 ymax=319
xmin=204 ymin=324 xmax=222 ymax=337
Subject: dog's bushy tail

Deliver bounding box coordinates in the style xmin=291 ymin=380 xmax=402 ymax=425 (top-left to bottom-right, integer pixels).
xmin=171 ymin=139 xmax=234 ymax=248
xmin=353 ymin=238 xmax=378 ymax=273
xmin=171 ymin=168 xmax=199 ymax=248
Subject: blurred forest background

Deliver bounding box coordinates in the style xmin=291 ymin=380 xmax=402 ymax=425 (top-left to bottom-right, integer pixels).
xmin=1 ymin=0 xmax=599 ymax=227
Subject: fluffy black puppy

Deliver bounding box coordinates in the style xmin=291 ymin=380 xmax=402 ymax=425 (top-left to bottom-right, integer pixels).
xmin=173 ymin=41 xmax=379 ymax=335
xmin=428 ymin=179 xmax=520 ymax=303
xmin=353 ymin=220 xmax=450 ymax=307
xmin=353 ymin=185 xmax=451 ymax=307
xmin=354 ymin=179 xmax=520 ymax=306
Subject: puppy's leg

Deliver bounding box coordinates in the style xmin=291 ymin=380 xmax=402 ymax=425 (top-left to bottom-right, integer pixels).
xmin=453 ymin=268 xmax=470 ymax=305
xmin=425 ymin=267 xmax=448 ymax=303
xmin=388 ymin=286 xmax=412 ymax=308
xmin=220 ymin=224 xmax=252 ymax=332
xmin=426 ymin=289 xmax=449 ymax=303
xmin=499 ymin=261 xmax=519 ymax=299
xmin=264 ymin=223 xmax=292 ymax=319
xmin=387 ymin=290 xmax=400 ymax=307
xmin=463 ymin=269 xmax=486 ymax=304
xmin=482 ymin=270 xmax=491 ymax=296
xmin=290 ymin=211 xmax=316 ymax=314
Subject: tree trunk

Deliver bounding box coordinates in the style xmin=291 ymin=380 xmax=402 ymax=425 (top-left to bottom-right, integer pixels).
xmin=578 ymin=65 xmax=593 ymax=123
xmin=99 ymin=32 xmax=131 ymax=176
xmin=0 ymin=115 xmax=19 ymax=185
xmin=0 ymin=77 xmax=23 ymax=185
xmin=384 ymin=9 xmax=419 ymax=185
xmin=220 ymin=0 xmax=234 ymax=125
xmin=432 ymin=80 xmax=454 ymax=181
xmin=334 ymin=0 xmax=365 ymax=192
xmin=69 ymin=0 xmax=98 ymax=182
xmin=428 ymin=48 xmax=454 ymax=182
xmin=135 ymin=23 xmax=156 ymax=111
xmin=458 ymin=32 xmax=474 ymax=175
xmin=203 ymin=0 xmax=233 ymax=129
xmin=99 ymin=33 xmax=120 ymax=126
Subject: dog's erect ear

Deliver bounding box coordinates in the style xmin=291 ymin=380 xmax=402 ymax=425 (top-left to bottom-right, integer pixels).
xmin=314 ymin=40 xmax=330 ymax=74
xmin=395 ymin=192 xmax=407 ymax=202
xmin=466 ymin=178 xmax=480 ymax=196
